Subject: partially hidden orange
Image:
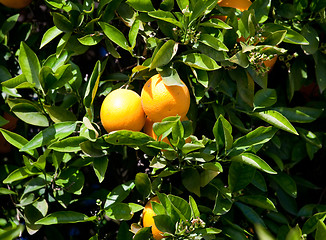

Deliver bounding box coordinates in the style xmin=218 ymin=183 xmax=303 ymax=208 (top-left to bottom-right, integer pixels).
xmin=0 ymin=0 xmax=32 ymax=9
xmin=141 ymin=74 xmax=190 ymax=122
xmin=143 ymin=116 xmax=191 ymax=146
xmin=216 ymin=0 xmax=252 ymax=21
xmin=100 ymin=88 xmax=146 ymax=133
xmin=0 ymin=112 xmax=18 ymax=153
xmin=142 ymin=196 xmax=164 ymax=240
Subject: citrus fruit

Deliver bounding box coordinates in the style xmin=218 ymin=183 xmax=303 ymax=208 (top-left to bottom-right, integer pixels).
xmin=0 ymin=0 xmax=32 ymax=9
xmin=143 ymin=116 xmax=191 ymax=145
xmin=0 ymin=112 xmax=18 ymax=153
xmin=263 ymin=55 xmax=277 ymax=70
xmin=218 ymin=0 xmax=252 ymax=12
xmin=100 ymin=88 xmax=146 ymax=133
xmin=141 ymin=74 xmax=190 ymax=122
xmin=0 ymin=134 xmax=11 ymax=153
xmin=142 ymin=196 xmax=164 ymax=240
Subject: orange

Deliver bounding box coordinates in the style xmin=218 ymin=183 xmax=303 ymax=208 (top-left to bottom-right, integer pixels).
xmin=143 ymin=116 xmax=191 ymax=145
xmin=0 ymin=0 xmax=32 ymax=8
xmin=263 ymin=55 xmax=277 ymax=70
xmin=141 ymin=74 xmax=190 ymax=122
xmin=142 ymin=196 xmax=164 ymax=240
xmin=216 ymin=0 xmax=252 ymax=21
xmin=100 ymin=88 xmax=146 ymax=133
xmin=0 ymin=112 xmax=18 ymax=153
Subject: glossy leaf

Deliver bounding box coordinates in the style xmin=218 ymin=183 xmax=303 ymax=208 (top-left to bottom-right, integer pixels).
xmin=21 ymin=121 xmax=77 ymax=151
xmin=150 ymin=40 xmax=178 ymax=70
xmin=99 ymin=22 xmax=131 ymax=51
xmin=48 ymin=136 xmax=87 ymax=152
xmin=181 ymin=168 xmax=201 ymax=196
xmin=199 ymin=34 xmax=228 ymax=52
xmin=180 ymin=53 xmax=220 ymax=71
xmin=105 ymin=130 xmax=153 ymax=146
xmin=40 ymin=26 xmax=63 ymax=49
xmin=213 ymin=114 xmax=233 ymax=152
xmin=105 ymin=181 xmax=135 ymax=208
xmin=228 ymin=162 xmax=256 ymax=192
xmin=35 ymin=211 xmax=95 ymax=225
xmin=237 ymin=195 xmax=277 ymax=212
xmin=285 ymin=224 xmax=302 ymax=240
xmin=93 ymin=156 xmax=109 ymax=183
xmin=19 ymin=42 xmax=41 ymax=89
xmin=316 ymin=220 xmax=326 ymax=240
xmin=135 ymin=173 xmax=151 ymax=199
xmin=52 ymin=12 xmax=73 ymax=32
xmin=231 ymin=153 xmax=277 ymax=174
xmin=270 ymin=172 xmax=297 ymax=198
xmin=313 ymin=51 xmax=326 ymax=93
xmin=254 ymin=88 xmax=277 ymax=110
xmin=148 ymin=10 xmax=182 ymax=28
xmin=235 ymin=202 xmax=266 ymax=227
xmin=252 ymin=110 xmax=298 ymax=135
xmin=126 ymin=0 xmax=155 ymax=12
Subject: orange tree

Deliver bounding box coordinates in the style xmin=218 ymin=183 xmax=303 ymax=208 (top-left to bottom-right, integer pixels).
xmin=0 ymin=0 xmax=326 ymax=239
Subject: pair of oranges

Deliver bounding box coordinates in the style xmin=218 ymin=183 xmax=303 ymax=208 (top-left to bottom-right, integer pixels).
xmin=100 ymin=73 xmax=190 ymax=143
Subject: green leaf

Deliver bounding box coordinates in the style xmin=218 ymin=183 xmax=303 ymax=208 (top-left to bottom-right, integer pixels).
xmin=158 ymin=66 xmax=184 ymax=86
xmin=285 ymin=224 xmax=302 ymax=240
xmin=199 ymin=34 xmax=228 ymax=52
xmin=190 ymin=0 xmax=218 ymax=24
xmin=3 ymin=167 xmax=40 ymax=184
xmin=316 ymin=220 xmax=326 ymax=240
xmin=231 ymin=126 xmax=277 ymax=155
xmin=78 ymin=34 xmax=103 ymax=46
xmin=213 ymin=114 xmax=233 ymax=152
xmin=263 ymin=30 xmax=287 ymax=46
xmin=151 ymin=40 xmax=178 ymax=70
xmin=84 ymin=60 xmax=102 ymax=109
xmin=200 ymin=162 xmax=222 ymax=187
xmin=231 ymin=153 xmax=277 ymax=174
xmin=0 ymin=188 xmax=17 ymax=195
xmin=19 ymin=42 xmax=41 ymax=89
xmin=40 ymin=26 xmax=63 ymax=49
xmin=21 ymin=121 xmax=77 ymax=151
xmin=301 ymin=24 xmax=319 ymax=55
xmin=148 ymin=10 xmax=183 ymax=28
xmin=93 ymin=156 xmax=109 ymax=183
xmin=199 ymin=18 xmax=232 ymax=29
xmin=1 ymin=14 xmax=19 ymax=35
xmin=235 ymin=202 xmax=266 ymax=227
xmin=0 ymin=129 xmax=38 ymax=157
xmin=237 ymin=195 xmax=277 ymax=212
xmin=189 ymin=195 xmax=200 ymax=218
xmin=1 ymin=74 xmax=31 ymax=89
xmin=269 ymin=172 xmax=297 ymax=198
xmin=99 ymin=22 xmax=131 ymax=51
xmin=0 ymin=224 xmax=24 ymax=240
xmin=168 ymin=194 xmax=192 ymax=221
xmin=24 ymin=199 xmax=48 ymax=235
xmin=252 ymin=110 xmax=298 ymax=135
xmin=105 ymin=203 xmax=134 ymax=220
xmin=105 ymin=130 xmax=154 ymax=146
xmin=228 ymin=162 xmax=256 ymax=192
xmin=35 ymin=211 xmax=94 ymax=225
xmin=313 ymin=51 xmax=326 ymax=93
xmin=135 ymin=173 xmax=151 ymax=199
xmin=105 ymin=181 xmax=135 ymax=208
xmin=129 ymin=19 xmax=141 ymax=49
xmin=48 ymin=136 xmax=87 ymax=152
xmin=52 ymin=12 xmax=73 ymax=32
xmin=126 ymin=0 xmax=155 ymax=12
xmin=273 ymin=107 xmax=322 ymax=123
xmin=182 ymin=168 xmax=201 ymax=196
xmin=11 ymin=102 xmax=49 ymax=127
xmin=180 ymin=53 xmax=220 ymax=70
xmin=44 ymin=105 xmax=77 ymax=123
xmin=250 ymin=0 xmax=271 ymax=23
xmin=263 ymin=23 xmax=309 ymax=45
xmin=254 ymin=88 xmax=277 ymax=110
xmin=303 ymin=212 xmax=326 ymax=234
xmin=153 ymin=215 xmax=175 ymax=234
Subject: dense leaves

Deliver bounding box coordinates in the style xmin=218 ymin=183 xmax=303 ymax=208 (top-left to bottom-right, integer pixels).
xmin=0 ymin=0 xmax=326 ymax=239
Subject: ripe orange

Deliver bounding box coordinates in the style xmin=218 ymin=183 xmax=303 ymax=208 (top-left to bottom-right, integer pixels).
xmin=143 ymin=116 xmax=191 ymax=145
xmin=141 ymin=74 xmax=190 ymax=122
xmin=100 ymin=88 xmax=146 ymax=133
xmin=0 ymin=0 xmax=32 ymax=8
xmin=263 ymin=55 xmax=277 ymax=70
xmin=0 ymin=112 xmax=18 ymax=153
xmin=216 ymin=0 xmax=252 ymax=21
xmin=142 ymin=196 xmax=164 ymax=240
